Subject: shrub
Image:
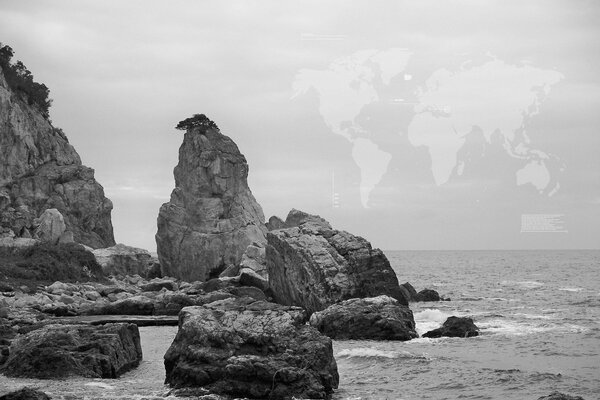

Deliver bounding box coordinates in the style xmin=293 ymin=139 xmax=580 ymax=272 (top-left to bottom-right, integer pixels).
xmin=175 ymin=113 xmax=219 ymax=131
xmin=0 ymin=43 xmax=52 ymax=118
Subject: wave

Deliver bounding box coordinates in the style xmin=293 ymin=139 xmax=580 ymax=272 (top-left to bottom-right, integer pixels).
xmin=413 ymin=308 xmax=456 ymax=336
xmin=336 ymin=347 xmax=428 ymax=360
xmin=478 ymin=318 xmax=589 ymax=336
xmin=500 ymin=280 xmax=545 ymax=289
xmin=558 ymin=287 xmax=584 ymax=292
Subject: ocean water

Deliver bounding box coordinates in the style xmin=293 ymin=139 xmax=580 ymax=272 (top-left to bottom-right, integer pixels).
xmin=0 ymin=250 xmax=598 ymax=399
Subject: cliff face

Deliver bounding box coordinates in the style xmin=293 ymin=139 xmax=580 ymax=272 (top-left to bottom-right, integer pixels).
xmin=0 ymin=66 xmax=115 ymax=248
xmin=156 ymin=125 xmax=267 ymax=281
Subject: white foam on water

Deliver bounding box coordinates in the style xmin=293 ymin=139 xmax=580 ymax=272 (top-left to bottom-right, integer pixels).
xmin=336 ymin=347 xmax=424 ymax=360
xmin=413 ymin=308 xmax=457 ymax=336
xmin=84 ymin=382 xmax=116 ymax=390
xmin=479 ymin=318 xmax=589 ymax=336
xmin=513 ymin=313 xmax=556 ymax=320
xmin=500 ymin=280 xmax=544 ymax=289
xmin=558 ymin=287 xmax=584 ymax=292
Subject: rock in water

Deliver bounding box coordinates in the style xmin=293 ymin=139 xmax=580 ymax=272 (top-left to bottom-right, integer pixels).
xmin=537 ymin=392 xmax=585 ymax=400
xmin=0 ymin=387 xmax=52 ymax=400
xmin=309 ymin=296 xmax=417 ymax=340
xmin=267 ymin=209 xmax=408 ymax=314
xmin=1 ymin=323 xmax=142 ymax=378
xmin=156 ymin=121 xmax=267 ymax=281
xmin=164 ymin=298 xmax=339 ymax=399
xmin=0 ymin=63 xmax=114 ymax=248
xmin=423 ymin=316 xmax=480 ymax=338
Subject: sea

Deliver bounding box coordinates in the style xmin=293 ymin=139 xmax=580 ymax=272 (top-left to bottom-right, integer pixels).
xmin=0 ymin=250 xmax=598 ymax=400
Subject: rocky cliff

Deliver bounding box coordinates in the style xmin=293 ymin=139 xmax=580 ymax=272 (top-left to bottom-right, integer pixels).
xmin=156 ymin=121 xmax=267 ymax=281
xmin=0 ymin=65 xmax=115 ymax=248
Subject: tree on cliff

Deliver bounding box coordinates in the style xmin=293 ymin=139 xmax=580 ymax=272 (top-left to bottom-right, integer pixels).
xmin=175 ymin=114 xmax=219 ymax=131
xmin=0 ymin=43 xmax=52 ymax=118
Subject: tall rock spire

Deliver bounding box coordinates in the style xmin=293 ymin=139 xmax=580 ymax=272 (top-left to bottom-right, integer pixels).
xmin=156 ymin=119 xmax=267 ymax=281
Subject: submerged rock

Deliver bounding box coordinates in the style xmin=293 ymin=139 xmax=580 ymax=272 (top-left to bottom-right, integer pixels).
xmin=0 ymin=387 xmax=51 ymax=400
xmin=423 ymin=316 xmax=479 ymax=338
xmin=164 ymin=297 xmax=339 ymax=399
xmin=1 ymin=323 xmax=142 ymax=378
xmin=416 ymin=288 xmax=441 ymax=302
xmin=537 ymin=392 xmax=585 ymax=400
xmin=267 ymin=209 xmax=408 ymax=314
xmin=309 ymin=296 xmax=417 ymax=340
xmin=0 ymin=65 xmax=115 ymax=249
xmin=156 ymin=119 xmax=267 ymax=281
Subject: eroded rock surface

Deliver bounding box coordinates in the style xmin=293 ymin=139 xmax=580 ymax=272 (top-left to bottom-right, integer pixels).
xmin=0 ymin=323 xmax=142 ymax=378
xmin=267 ymin=209 xmax=408 ymax=314
xmin=156 ymin=122 xmax=266 ymax=281
xmin=92 ymin=244 xmax=155 ymax=277
xmin=309 ymin=296 xmax=417 ymax=340
xmin=0 ymin=65 xmax=114 ymax=249
xmin=164 ymin=297 xmax=339 ymax=399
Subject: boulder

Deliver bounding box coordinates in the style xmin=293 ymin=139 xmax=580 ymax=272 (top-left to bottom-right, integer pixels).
xmin=238 ymin=267 xmax=270 ymax=292
xmin=0 ymin=67 xmax=115 ymax=249
xmin=1 ymin=323 xmax=142 ymax=378
xmin=239 ymin=242 xmax=267 ymax=278
xmin=415 ymin=288 xmax=441 ymax=302
xmin=0 ymin=387 xmax=52 ymax=400
xmin=266 ymin=215 xmax=285 ymax=231
xmin=156 ymin=121 xmax=267 ymax=282
xmin=400 ymin=282 xmax=419 ymax=302
xmin=92 ymin=295 xmax=155 ymax=315
xmin=423 ymin=316 xmax=479 ymax=338
xmin=140 ymin=278 xmax=178 ymax=292
xmin=309 ymin=295 xmax=417 ymax=340
xmin=267 ymin=209 xmax=408 ymax=314
xmin=537 ymin=392 xmax=585 ymax=400
xmin=92 ymin=244 xmax=154 ymax=277
xmin=164 ymin=297 xmax=339 ymax=399
xmin=34 ymin=209 xmax=66 ymax=244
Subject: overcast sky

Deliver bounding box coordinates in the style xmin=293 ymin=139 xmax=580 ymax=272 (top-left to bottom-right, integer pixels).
xmin=1 ymin=0 xmax=598 ymax=251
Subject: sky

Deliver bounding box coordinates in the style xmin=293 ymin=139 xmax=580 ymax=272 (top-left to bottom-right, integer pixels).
xmin=0 ymin=0 xmax=598 ymax=251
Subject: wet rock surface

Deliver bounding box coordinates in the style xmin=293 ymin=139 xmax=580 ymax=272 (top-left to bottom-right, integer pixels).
xmin=1 ymin=322 xmax=142 ymax=378
xmin=164 ymin=297 xmax=339 ymax=399
xmin=423 ymin=316 xmax=479 ymax=338
xmin=309 ymin=296 xmax=417 ymax=340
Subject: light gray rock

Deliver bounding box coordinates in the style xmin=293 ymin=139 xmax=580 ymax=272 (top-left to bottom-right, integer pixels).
xmin=156 ymin=121 xmax=267 ymax=281
xmin=34 ymin=209 xmax=66 ymax=244
xmin=267 ymin=209 xmax=408 ymax=315
xmin=92 ymin=244 xmax=153 ymax=277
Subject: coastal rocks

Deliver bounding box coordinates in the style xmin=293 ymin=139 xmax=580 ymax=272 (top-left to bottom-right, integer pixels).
xmin=400 ymin=282 xmax=446 ymax=302
xmin=1 ymin=323 xmax=142 ymax=378
xmin=92 ymin=244 xmax=155 ymax=277
xmin=164 ymin=297 xmax=339 ymax=399
xmin=156 ymin=118 xmax=267 ymax=281
xmin=537 ymin=392 xmax=585 ymax=400
xmin=309 ymin=296 xmax=417 ymax=340
xmin=423 ymin=316 xmax=479 ymax=338
xmin=267 ymin=209 xmax=407 ymax=314
xmin=0 ymin=64 xmax=115 ymax=249
xmin=0 ymin=388 xmax=51 ymax=400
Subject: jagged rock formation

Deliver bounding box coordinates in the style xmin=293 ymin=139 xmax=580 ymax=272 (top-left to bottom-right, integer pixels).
xmin=309 ymin=295 xmax=417 ymax=340
xmin=0 ymin=65 xmax=115 ymax=249
xmin=156 ymin=122 xmax=267 ymax=281
xmin=164 ymin=297 xmax=339 ymax=399
xmin=423 ymin=316 xmax=480 ymax=338
xmin=266 ymin=209 xmax=408 ymax=315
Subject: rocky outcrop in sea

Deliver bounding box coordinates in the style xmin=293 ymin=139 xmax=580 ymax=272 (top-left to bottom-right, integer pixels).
xmin=156 ymin=119 xmax=267 ymax=281
xmin=0 ymin=65 xmax=114 ymax=249
xmin=266 ymin=209 xmax=408 ymax=314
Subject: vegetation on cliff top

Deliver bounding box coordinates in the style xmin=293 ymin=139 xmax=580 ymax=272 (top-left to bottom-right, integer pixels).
xmin=175 ymin=113 xmax=219 ymax=131
xmin=0 ymin=43 xmax=52 ymax=118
